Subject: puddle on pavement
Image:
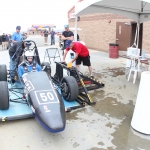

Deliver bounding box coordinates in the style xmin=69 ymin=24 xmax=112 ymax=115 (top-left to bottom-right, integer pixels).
xmin=66 ymin=67 xmax=150 ymax=149
xmin=111 ymin=116 xmax=150 ymax=150
xmin=85 ymin=67 xmax=125 ymax=79
xmin=66 ymin=91 xmax=150 ymax=149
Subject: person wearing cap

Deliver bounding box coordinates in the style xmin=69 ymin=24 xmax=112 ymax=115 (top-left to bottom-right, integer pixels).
xmin=62 ymin=40 xmax=93 ymax=77
xmin=11 ymin=26 xmax=22 ymax=44
xmin=61 ymin=25 xmax=74 ymax=54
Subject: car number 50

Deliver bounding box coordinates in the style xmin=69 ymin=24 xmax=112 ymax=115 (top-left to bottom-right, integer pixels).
xmin=40 ymin=92 xmax=54 ymax=101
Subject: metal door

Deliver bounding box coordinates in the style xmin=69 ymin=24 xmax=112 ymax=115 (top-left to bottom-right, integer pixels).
xmin=116 ymin=22 xmax=131 ymax=51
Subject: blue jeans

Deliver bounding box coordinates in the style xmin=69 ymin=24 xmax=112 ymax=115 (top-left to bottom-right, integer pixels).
xmin=10 ymin=56 xmax=16 ymax=78
xmin=51 ymin=36 xmax=55 ymax=45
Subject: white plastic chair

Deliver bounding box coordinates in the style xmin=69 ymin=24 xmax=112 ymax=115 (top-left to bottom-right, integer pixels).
xmin=43 ymin=47 xmax=61 ymax=64
xmin=127 ymin=47 xmax=141 ymax=84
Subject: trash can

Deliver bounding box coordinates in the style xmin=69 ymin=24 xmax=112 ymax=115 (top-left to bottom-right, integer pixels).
xmin=109 ymin=43 xmax=119 ymax=58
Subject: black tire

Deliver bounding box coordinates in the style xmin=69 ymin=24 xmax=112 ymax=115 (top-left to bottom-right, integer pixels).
xmin=61 ymin=76 xmax=79 ymax=102
xmin=0 ymin=81 xmax=9 ymax=110
xmin=0 ymin=65 xmax=7 ymax=81
xmin=41 ymin=62 xmax=51 ymax=75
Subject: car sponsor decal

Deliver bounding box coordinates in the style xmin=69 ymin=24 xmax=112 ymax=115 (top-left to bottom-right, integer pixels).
xmin=43 ymin=105 xmax=51 ymax=113
xmin=22 ymin=76 xmax=35 ymax=93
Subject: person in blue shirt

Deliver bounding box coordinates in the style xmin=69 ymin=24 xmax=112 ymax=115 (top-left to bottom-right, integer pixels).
xmin=50 ymin=29 xmax=55 ymax=45
xmin=9 ymin=26 xmax=22 ymax=83
xmin=11 ymin=26 xmax=22 ymax=45
xmin=18 ymin=51 xmax=42 ymax=79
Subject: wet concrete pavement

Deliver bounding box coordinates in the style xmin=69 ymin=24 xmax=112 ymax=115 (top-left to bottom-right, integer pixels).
xmin=0 ymin=36 xmax=150 ymax=150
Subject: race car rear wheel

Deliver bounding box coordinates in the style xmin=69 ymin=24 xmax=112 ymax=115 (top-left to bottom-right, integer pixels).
xmin=61 ymin=76 xmax=79 ymax=102
xmin=0 ymin=81 xmax=9 ymax=110
xmin=0 ymin=65 xmax=7 ymax=81
xmin=41 ymin=62 xmax=51 ymax=75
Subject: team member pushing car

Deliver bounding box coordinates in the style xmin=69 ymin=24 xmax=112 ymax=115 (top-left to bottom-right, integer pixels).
xmin=62 ymin=40 xmax=93 ymax=77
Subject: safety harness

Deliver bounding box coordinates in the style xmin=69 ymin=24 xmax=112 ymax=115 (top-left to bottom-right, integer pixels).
xmin=22 ymin=63 xmax=36 ymax=73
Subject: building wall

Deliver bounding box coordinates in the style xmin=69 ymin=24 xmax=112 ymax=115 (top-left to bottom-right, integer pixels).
xmin=69 ymin=13 xmax=150 ymax=53
xmin=143 ymin=22 xmax=150 ymax=53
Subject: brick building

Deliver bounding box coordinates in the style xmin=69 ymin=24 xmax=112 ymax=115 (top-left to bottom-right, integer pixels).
xmin=68 ymin=0 xmax=150 ymax=54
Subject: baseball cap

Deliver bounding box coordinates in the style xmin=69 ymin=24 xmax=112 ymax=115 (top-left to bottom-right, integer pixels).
xmin=16 ymin=26 xmax=21 ymax=30
xmin=64 ymin=24 xmax=69 ymax=28
xmin=65 ymin=40 xmax=72 ymax=48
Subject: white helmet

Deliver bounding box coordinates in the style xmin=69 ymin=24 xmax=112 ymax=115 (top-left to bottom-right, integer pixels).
xmin=24 ymin=51 xmax=35 ymax=66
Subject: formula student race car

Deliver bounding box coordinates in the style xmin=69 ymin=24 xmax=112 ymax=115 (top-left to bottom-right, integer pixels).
xmin=0 ymin=40 xmax=104 ymax=133
xmin=0 ymin=40 xmax=79 ymax=132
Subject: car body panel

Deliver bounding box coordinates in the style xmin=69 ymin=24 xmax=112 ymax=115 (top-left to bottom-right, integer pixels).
xmin=0 ymin=75 xmax=80 ymax=124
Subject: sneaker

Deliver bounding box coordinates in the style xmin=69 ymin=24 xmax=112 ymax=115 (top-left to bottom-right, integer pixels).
xmin=90 ymin=75 xmax=94 ymax=79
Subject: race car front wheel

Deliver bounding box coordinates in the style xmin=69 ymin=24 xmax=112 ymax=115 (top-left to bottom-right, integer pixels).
xmin=0 ymin=81 xmax=9 ymax=110
xmin=0 ymin=65 xmax=7 ymax=81
xmin=61 ymin=76 xmax=79 ymax=102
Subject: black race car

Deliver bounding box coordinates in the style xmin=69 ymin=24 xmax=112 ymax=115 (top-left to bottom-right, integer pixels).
xmin=0 ymin=40 xmax=79 ymax=133
xmin=0 ymin=40 xmax=104 ymax=132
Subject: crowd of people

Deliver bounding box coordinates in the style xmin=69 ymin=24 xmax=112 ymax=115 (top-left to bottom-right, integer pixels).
xmin=0 ymin=33 xmax=11 ymax=50
xmin=61 ymin=24 xmax=93 ymax=77
xmin=1 ymin=24 xmax=93 ymax=84
xmin=0 ymin=27 xmax=27 ymax=50
xmin=42 ymin=24 xmax=93 ymax=77
xmin=43 ymin=28 xmax=56 ymax=45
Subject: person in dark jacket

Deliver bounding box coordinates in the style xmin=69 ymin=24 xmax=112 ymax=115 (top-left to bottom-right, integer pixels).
xmin=5 ymin=34 xmax=10 ymax=49
xmin=0 ymin=35 xmax=2 ymax=45
xmin=9 ymin=41 xmax=26 ymax=83
xmin=1 ymin=33 xmax=6 ymax=50
xmin=43 ymin=29 xmax=49 ymax=45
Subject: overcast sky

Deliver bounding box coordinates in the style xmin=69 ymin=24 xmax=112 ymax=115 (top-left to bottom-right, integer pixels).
xmin=0 ymin=0 xmax=78 ymax=33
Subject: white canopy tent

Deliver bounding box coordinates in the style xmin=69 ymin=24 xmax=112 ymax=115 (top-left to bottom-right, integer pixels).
xmin=74 ymin=0 xmax=150 ymax=47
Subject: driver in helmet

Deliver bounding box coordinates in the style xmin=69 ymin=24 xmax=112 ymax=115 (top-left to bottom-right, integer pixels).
xmin=18 ymin=51 xmax=42 ymax=79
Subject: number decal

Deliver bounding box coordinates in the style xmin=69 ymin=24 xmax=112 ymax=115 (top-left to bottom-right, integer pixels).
xmin=40 ymin=92 xmax=54 ymax=101
xmin=47 ymin=92 xmax=54 ymax=100
xmin=35 ymin=90 xmax=58 ymax=105
xmin=40 ymin=93 xmax=47 ymax=101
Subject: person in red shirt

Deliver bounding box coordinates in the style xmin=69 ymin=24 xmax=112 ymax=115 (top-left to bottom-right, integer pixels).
xmin=62 ymin=40 xmax=93 ymax=77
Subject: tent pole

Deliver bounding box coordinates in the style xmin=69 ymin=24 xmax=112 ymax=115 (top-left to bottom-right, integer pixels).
xmin=74 ymin=15 xmax=78 ymax=41
xmin=136 ymin=23 xmax=140 ymax=49
xmin=136 ymin=12 xmax=141 ymax=53
xmin=132 ymin=24 xmax=138 ymax=47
